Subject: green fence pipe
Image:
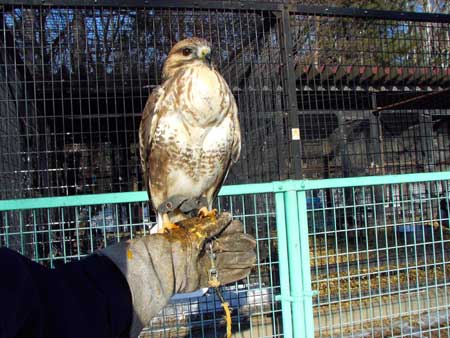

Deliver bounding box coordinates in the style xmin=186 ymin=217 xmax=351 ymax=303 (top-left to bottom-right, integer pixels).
xmin=297 ymin=190 xmax=315 ymax=336
xmin=293 ymin=171 xmax=450 ymax=191
xmin=284 ymin=189 xmax=313 ymax=338
xmin=0 ymin=191 xmax=148 ymax=211
xmin=219 ymin=182 xmax=276 ymax=196
xmin=274 ymin=192 xmax=293 ymax=338
xmin=0 ymin=183 xmax=276 ymax=211
xmin=3 ymin=171 xmax=450 ymax=212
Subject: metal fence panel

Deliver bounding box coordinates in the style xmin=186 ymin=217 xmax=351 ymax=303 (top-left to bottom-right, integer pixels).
xmin=0 ymin=185 xmax=285 ymax=338
xmin=303 ymin=172 xmax=450 ymax=337
xmin=1 ymin=170 xmax=450 ymax=337
xmin=290 ymin=7 xmax=450 ymax=180
xmin=1 ymin=2 xmax=450 ymax=199
xmin=0 ymin=3 xmax=290 ymax=198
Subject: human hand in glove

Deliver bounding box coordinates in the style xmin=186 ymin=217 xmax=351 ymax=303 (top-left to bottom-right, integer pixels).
xmin=101 ymin=212 xmax=256 ymax=337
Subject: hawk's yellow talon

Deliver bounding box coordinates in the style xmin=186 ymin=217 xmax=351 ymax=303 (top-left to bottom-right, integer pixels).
xmin=198 ymin=207 xmax=218 ymax=219
xmin=158 ymin=221 xmax=180 ymax=234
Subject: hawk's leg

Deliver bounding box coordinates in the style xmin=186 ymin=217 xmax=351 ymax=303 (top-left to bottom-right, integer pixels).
xmin=198 ymin=207 xmax=217 ymax=219
xmin=158 ymin=213 xmax=180 ymax=233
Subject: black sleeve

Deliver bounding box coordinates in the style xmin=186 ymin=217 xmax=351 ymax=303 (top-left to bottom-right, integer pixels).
xmin=0 ymin=247 xmax=132 ymax=338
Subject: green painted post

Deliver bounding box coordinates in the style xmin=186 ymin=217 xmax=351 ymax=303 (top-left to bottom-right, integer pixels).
xmin=274 ymin=182 xmax=316 ymax=338
xmin=284 ymin=189 xmax=303 ymax=337
xmin=274 ymin=192 xmax=293 ymax=338
xmin=297 ymin=189 xmax=315 ymax=337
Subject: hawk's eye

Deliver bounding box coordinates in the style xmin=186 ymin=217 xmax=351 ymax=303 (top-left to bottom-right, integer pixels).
xmin=182 ymin=48 xmax=192 ymax=56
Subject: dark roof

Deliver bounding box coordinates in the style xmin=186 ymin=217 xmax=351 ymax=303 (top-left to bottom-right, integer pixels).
xmin=298 ymin=64 xmax=450 ymax=90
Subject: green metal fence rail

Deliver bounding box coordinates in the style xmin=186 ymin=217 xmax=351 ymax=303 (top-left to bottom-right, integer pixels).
xmin=1 ymin=171 xmax=450 ymax=337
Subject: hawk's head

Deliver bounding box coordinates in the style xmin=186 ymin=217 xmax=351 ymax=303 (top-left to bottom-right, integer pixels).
xmin=162 ymin=38 xmax=212 ymax=80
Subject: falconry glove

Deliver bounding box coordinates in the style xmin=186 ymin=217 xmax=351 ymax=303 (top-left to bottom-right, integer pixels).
xmin=100 ymin=212 xmax=256 ymax=338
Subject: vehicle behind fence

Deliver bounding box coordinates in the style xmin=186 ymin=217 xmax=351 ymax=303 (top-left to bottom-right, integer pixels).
xmin=1 ymin=171 xmax=449 ymax=337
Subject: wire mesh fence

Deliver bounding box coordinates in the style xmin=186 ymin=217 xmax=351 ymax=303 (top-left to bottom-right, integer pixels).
xmin=0 ymin=2 xmax=288 ymax=199
xmin=0 ymin=2 xmax=449 ymax=199
xmin=305 ymin=174 xmax=450 ymax=337
xmin=1 ymin=1 xmax=450 ymax=335
xmin=291 ymin=7 xmax=450 ymax=179
xmin=1 ymin=171 xmax=450 ymax=337
xmin=0 ymin=187 xmax=282 ymax=338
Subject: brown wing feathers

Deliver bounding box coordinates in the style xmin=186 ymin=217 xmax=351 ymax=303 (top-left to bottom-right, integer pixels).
xmin=139 ymin=86 xmax=163 ymax=198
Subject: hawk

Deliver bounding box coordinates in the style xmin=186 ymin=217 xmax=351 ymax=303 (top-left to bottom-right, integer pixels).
xmin=139 ymin=38 xmax=241 ymax=231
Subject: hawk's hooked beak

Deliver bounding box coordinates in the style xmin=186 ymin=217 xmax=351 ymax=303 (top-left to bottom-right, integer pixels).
xmin=200 ymin=47 xmax=212 ymax=67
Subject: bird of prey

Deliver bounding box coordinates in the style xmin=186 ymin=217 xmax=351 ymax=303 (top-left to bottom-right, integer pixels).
xmin=139 ymin=37 xmax=241 ymax=232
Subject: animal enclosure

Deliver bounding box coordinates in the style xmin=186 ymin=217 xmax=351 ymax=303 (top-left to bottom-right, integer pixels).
xmin=1 ymin=1 xmax=450 ymax=337
xmin=0 ymin=2 xmax=449 ymax=199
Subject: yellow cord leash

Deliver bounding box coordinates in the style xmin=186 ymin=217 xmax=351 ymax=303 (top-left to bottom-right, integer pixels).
xmin=207 ymin=242 xmax=232 ymax=338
